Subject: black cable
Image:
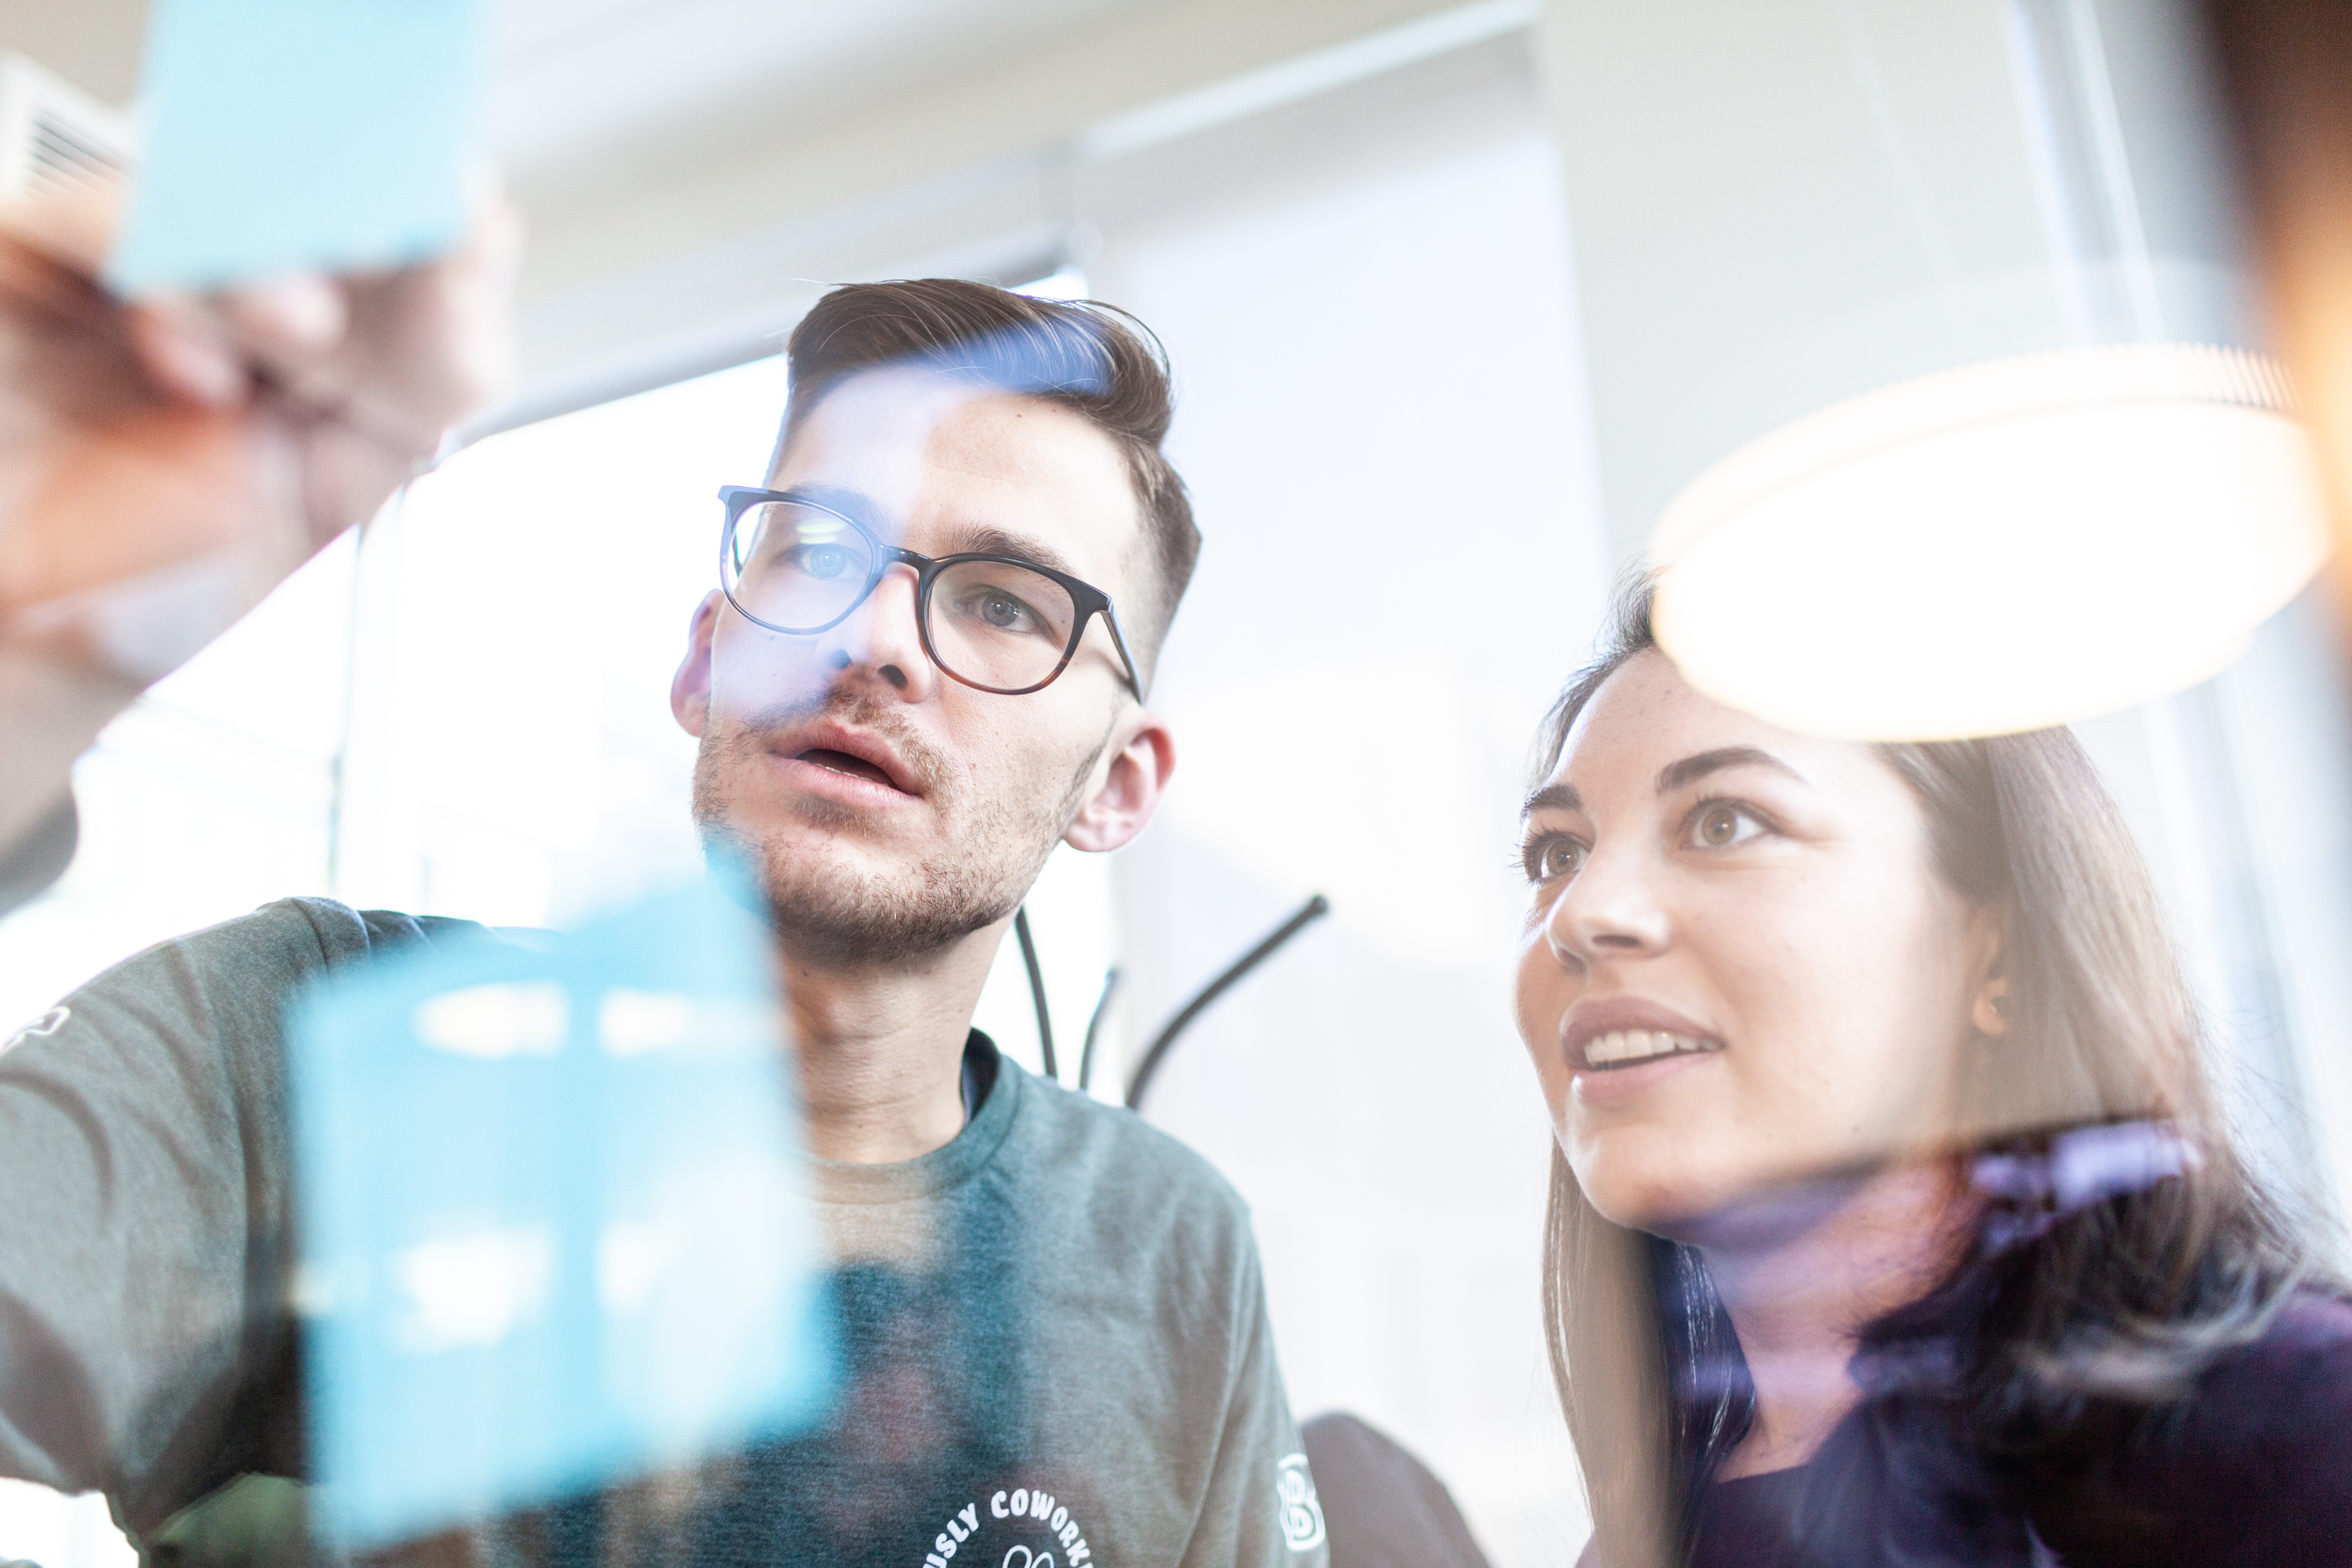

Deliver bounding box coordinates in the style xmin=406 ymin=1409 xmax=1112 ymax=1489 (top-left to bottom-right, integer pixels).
xmin=1014 ymin=906 xmax=1056 ymax=1082
xmin=1126 ymin=894 xmax=1330 ymax=1112
xmin=1078 ymin=967 xmax=1121 ymax=1092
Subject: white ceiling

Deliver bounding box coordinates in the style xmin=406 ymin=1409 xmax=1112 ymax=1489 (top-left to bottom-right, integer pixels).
xmin=0 ymin=0 xmax=1159 ymax=199
xmin=493 ymin=0 xmax=1152 ymax=199
xmin=0 ymin=0 xmax=1501 ymax=395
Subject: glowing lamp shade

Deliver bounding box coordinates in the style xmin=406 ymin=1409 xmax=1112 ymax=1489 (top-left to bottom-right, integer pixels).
xmin=1650 ymin=343 xmax=2332 ymax=741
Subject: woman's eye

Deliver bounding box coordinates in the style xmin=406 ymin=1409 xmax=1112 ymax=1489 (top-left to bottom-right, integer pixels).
xmin=1525 ymin=835 xmax=1584 ymax=882
xmin=1691 ymin=803 xmax=1764 ymax=848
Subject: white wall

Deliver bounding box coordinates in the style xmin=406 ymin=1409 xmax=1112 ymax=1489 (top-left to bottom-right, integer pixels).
xmin=1087 ymin=42 xmax=1609 ymax=1567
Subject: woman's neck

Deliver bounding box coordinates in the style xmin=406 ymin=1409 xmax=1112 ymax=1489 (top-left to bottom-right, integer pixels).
xmin=1696 ymin=1158 xmax=1976 ymax=1480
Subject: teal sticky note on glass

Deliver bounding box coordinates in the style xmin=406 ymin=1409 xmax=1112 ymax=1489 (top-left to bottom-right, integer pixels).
xmin=108 ymin=0 xmax=486 ymax=292
xmin=288 ymin=876 xmax=839 ymax=1548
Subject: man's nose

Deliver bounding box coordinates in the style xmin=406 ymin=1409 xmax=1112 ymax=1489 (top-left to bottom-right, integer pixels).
xmin=1542 ymin=844 xmax=1671 ymax=967
xmin=818 ymin=564 xmax=935 ymax=700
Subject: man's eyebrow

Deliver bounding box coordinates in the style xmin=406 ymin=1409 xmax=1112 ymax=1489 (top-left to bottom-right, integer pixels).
xmin=1656 ymin=746 xmax=1802 ymax=795
xmin=777 ymin=483 xmax=884 ymax=529
xmin=955 ymin=523 xmax=1078 ymax=580
xmin=1521 ymin=781 xmax=1583 ymax=818
xmin=774 ymin=490 xmax=1083 ymax=579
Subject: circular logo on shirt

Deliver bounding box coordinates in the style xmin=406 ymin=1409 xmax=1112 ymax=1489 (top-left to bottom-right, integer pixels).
xmin=1276 ymin=1453 xmax=1325 ymax=1552
xmin=919 ymin=1486 xmax=1096 ymax=1568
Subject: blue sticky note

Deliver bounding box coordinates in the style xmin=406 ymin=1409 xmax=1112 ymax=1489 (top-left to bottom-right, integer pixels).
xmin=288 ymin=875 xmax=837 ymax=1548
xmin=108 ymin=0 xmax=486 ymax=292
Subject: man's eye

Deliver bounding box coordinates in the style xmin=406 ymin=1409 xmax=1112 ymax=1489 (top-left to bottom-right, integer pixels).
xmin=786 ymin=543 xmax=855 ymax=580
xmin=1525 ymin=835 xmax=1584 ymax=882
xmin=1691 ymin=803 xmax=1765 ymax=848
xmin=953 ymin=585 xmax=1050 ymax=637
xmin=977 ymin=591 xmax=1033 ymax=630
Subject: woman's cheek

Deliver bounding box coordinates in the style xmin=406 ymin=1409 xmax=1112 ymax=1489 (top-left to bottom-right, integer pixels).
xmin=1510 ymin=931 xmax=1559 ymax=1056
xmin=1518 ymin=1014 xmax=1574 ymax=1128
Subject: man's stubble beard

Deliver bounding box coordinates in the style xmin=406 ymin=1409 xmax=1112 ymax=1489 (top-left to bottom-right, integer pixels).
xmin=691 ymin=690 xmax=1107 ymax=969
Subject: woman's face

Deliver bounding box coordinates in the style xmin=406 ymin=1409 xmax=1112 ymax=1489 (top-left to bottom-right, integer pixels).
xmin=1513 ymin=650 xmax=2001 ymax=1230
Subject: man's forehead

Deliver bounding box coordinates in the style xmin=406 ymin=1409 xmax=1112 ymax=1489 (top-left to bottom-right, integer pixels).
xmin=771 ymin=372 xmax=1143 ymax=584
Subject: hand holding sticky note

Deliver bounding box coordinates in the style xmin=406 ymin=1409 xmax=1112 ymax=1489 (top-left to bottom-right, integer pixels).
xmin=109 ymin=0 xmax=488 ymax=293
xmin=289 ymin=877 xmax=837 ymax=1548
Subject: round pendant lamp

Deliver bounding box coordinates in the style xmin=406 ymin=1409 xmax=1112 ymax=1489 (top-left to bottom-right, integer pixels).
xmin=1650 ymin=342 xmax=2328 ymax=740
xmin=1541 ymin=0 xmax=2332 ymax=741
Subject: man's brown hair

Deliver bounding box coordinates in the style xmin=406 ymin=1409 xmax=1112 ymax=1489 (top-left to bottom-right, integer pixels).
xmin=775 ymin=278 xmax=1198 ymax=689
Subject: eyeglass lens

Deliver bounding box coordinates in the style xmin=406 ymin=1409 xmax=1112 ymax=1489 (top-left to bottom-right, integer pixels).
xmin=727 ymin=500 xmax=1081 ymax=691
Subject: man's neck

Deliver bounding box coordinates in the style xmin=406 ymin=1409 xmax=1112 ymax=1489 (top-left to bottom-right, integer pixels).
xmin=780 ymin=918 xmax=1006 ymax=1164
xmin=1698 ymin=1159 xmax=1976 ymax=1481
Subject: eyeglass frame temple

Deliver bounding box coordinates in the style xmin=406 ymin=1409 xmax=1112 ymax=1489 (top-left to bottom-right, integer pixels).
xmin=715 ymin=485 xmax=1143 ymax=699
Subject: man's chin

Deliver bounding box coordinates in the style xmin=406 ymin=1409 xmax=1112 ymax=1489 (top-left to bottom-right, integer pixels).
xmin=696 ymin=821 xmax=1012 ymax=970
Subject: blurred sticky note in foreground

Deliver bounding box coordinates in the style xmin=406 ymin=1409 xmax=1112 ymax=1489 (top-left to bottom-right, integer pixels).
xmin=108 ymin=0 xmax=485 ymax=292
xmin=289 ymin=877 xmax=837 ymax=1547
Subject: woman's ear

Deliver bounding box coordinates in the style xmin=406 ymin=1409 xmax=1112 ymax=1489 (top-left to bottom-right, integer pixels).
xmin=671 ymin=591 xmax=725 ymax=737
xmin=1973 ymin=977 xmax=2012 ymax=1037
xmin=1065 ymin=711 xmax=1176 ymax=853
xmin=1967 ymin=902 xmax=2014 ymax=1036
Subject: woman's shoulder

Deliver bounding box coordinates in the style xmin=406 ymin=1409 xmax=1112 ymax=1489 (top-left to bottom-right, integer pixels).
xmin=2097 ymin=1287 xmax=2352 ymax=1565
xmin=2182 ymin=1287 xmax=2352 ymax=1429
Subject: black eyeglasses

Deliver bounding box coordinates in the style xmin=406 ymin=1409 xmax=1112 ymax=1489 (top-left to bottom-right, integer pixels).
xmin=717 ymin=486 xmax=1142 ymax=698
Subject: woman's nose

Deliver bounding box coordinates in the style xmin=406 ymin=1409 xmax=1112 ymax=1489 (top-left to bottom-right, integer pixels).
xmin=1542 ymin=848 xmax=1671 ymax=964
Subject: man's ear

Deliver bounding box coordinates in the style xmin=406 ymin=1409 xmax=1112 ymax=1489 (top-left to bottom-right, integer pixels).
xmin=670 ymin=591 xmax=725 ymax=738
xmin=1065 ymin=710 xmax=1176 ymax=853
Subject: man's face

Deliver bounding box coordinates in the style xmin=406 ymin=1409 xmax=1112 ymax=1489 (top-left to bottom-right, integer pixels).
xmin=673 ymin=371 xmax=1162 ymax=967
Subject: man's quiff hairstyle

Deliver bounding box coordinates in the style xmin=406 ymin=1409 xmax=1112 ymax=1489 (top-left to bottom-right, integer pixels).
xmin=775 ymin=278 xmax=1200 ymax=688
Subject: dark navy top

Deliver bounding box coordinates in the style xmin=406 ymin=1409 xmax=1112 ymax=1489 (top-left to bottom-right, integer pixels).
xmin=1682 ymin=1292 xmax=2352 ymax=1568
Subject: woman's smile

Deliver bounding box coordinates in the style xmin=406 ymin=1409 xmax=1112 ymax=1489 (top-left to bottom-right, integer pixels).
xmin=1562 ymin=996 xmax=1725 ymax=1070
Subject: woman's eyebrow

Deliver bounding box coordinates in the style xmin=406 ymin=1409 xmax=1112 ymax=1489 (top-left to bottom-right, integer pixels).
xmin=1521 ymin=781 xmax=1583 ymax=818
xmin=1656 ymin=746 xmax=1802 ymax=794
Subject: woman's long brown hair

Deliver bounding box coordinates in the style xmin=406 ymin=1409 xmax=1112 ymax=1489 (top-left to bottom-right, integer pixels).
xmin=1537 ymin=581 xmax=2317 ymax=1566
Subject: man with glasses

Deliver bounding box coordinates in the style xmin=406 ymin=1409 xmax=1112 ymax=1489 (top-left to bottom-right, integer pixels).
xmin=0 ymin=280 xmax=1328 ymax=1568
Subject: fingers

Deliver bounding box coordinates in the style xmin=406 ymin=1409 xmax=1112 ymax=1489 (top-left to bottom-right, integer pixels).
xmin=220 ymin=273 xmax=349 ymax=364
xmin=315 ymin=197 xmax=524 ymax=456
xmin=132 ymin=274 xmax=352 ymax=413
xmin=124 ymin=296 xmax=249 ymax=406
xmin=0 ymin=231 xmax=118 ymax=332
xmin=125 ymin=278 xmax=346 ymax=409
xmin=264 ymin=196 xmax=525 ymax=545
xmin=389 ymin=194 xmax=525 ymax=419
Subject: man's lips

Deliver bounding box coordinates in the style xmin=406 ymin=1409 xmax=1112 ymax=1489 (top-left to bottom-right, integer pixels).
xmin=796 ymin=748 xmax=898 ymax=789
xmin=763 ymin=720 xmax=923 ymax=800
xmin=1560 ymin=997 xmax=1725 ymax=1073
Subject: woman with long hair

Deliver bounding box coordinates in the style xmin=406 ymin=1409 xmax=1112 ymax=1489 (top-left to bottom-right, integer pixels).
xmin=1518 ymin=582 xmax=2352 ymax=1566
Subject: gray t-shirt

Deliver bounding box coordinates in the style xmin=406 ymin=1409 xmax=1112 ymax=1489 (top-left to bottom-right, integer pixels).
xmin=0 ymin=897 xmax=1330 ymax=1568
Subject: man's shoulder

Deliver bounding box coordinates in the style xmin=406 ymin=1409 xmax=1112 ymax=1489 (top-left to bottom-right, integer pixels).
xmin=106 ymin=896 xmax=492 ymax=992
xmin=1004 ymin=1068 xmax=1260 ymax=1250
xmin=17 ymin=898 xmax=499 ymax=1044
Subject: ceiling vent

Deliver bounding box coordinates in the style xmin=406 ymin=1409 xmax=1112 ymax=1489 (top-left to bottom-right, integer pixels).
xmin=0 ymin=53 xmax=134 ymax=269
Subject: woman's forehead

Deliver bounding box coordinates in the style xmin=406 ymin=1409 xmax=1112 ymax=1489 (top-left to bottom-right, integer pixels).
xmin=1552 ymin=650 xmax=1882 ymax=799
xmin=1562 ymin=652 xmax=1776 ymax=764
